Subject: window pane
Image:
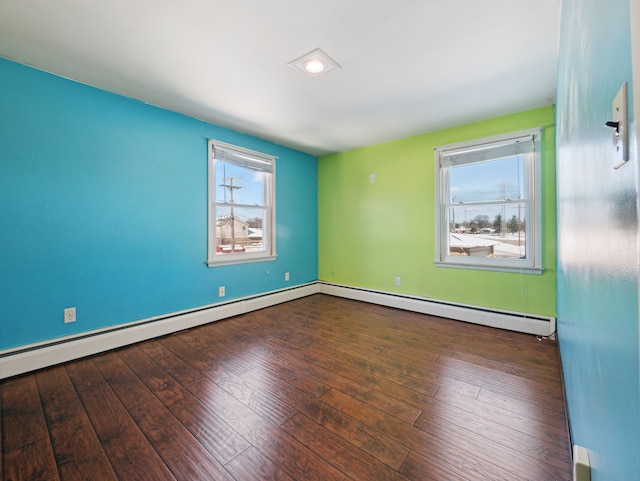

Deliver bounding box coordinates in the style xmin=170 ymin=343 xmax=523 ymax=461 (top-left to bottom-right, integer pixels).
xmin=208 ymin=139 xmax=275 ymax=266
xmin=449 ymin=155 xmax=524 ymax=203
xmin=435 ymin=128 xmax=541 ymax=272
xmin=215 ymin=206 xmax=265 ymax=254
xmin=215 ymin=160 xmax=266 ymax=206
xmin=448 ymin=203 xmax=526 ymax=259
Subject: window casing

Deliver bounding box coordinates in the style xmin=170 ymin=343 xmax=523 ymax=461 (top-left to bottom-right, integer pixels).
xmin=207 ymin=139 xmax=276 ymax=267
xmin=434 ymin=128 xmax=543 ymax=274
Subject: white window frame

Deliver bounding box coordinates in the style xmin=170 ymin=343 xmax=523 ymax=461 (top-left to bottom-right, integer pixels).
xmin=207 ymin=139 xmax=276 ymax=267
xmin=434 ymin=128 xmax=543 ymax=274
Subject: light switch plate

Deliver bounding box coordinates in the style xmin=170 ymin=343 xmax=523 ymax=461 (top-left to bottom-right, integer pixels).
xmin=612 ymin=82 xmax=628 ymax=168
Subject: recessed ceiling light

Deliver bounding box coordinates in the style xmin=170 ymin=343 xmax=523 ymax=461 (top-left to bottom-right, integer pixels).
xmin=304 ymin=59 xmax=326 ymax=74
xmin=288 ymin=48 xmax=341 ymax=79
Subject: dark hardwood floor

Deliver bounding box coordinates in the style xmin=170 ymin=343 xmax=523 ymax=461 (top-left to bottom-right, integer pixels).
xmin=1 ymin=294 xmax=571 ymax=480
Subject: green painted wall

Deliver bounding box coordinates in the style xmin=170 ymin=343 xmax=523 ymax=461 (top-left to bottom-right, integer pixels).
xmin=318 ymin=106 xmax=556 ymax=316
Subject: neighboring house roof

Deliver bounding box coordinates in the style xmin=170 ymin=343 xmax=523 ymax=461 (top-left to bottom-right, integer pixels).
xmin=216 ymin=217 xmax=248 ymax=227
xmin=247 ymin=228 xmax=262 ymax=239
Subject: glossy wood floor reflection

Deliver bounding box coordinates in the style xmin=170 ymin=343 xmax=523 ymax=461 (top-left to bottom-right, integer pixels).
xmin=1 ymin=294 xmax=571 ymax=481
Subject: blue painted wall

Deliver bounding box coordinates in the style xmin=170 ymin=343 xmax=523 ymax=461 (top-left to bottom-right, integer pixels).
xmin=556 ymin=0 xmax=640 ymax=479
xmin=0 ymin=58 xmax=318 ymax=350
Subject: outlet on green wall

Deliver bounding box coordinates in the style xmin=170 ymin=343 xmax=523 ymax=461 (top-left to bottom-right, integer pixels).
xmin=318 ymin=106 xmax=556 ymax=317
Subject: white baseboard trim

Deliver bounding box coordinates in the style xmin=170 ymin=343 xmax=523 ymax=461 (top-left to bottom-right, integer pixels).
xmin=0 ymin=283 xmax=319 ymax=380
xmin=318 ymin=282 xmax=556 ymax=337
xmin=1 ymin=281 xmax=555 ymax=379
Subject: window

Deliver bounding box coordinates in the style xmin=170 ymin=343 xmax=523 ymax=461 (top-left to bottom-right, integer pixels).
xmin=207 ymin=139 xmax=276 ymax=266
xmin=434 ymin=128 xmax=543 ymax=274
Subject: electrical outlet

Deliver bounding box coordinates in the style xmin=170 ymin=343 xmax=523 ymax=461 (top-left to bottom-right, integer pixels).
xmin=285 ymin=272 xmax=290 ymax=281
xmin=218 ymin=286 xmax=225 ymax=297
xmin=573 ymin=445 xmax=591 ymax=481
xmin=64 ymin=307 xmax=76 ymax=323
xmin=395 ymin=277 xmax=401 ymax=287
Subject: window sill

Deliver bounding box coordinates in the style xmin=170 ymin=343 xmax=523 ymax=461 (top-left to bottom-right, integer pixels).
xmin=434 ymin=260 xmax=543 ymax=275
xmin=207 ymin=254 xmax=277 ymax=267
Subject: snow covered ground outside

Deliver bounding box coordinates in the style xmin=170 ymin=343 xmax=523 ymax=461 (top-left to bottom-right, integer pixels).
xmin=450 ymin=233 xmax=525 ymax=258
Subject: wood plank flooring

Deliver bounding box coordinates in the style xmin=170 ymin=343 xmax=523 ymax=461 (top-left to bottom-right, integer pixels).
xmin=1 ymin=294 xmax=571 ymax=480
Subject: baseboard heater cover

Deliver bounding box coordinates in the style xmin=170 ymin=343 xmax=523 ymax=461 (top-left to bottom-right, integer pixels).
xmin=0 ymin=283 xmax=318 ymax=380
xmin=317 ymin=282 xmax=555 ymax=337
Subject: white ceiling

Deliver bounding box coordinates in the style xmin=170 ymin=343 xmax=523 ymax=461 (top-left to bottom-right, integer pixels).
xmin=0 ymin=0 xmax=562 ymax=156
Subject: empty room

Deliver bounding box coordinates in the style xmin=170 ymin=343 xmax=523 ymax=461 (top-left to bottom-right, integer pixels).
xmin=1 ymin=1 xmax=639 ymax=480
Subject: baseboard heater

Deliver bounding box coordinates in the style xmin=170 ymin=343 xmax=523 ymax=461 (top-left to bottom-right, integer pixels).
xmin=317 ymin=282 xmax=555 ymax=338
xmin=0 ymin=281 xmax=555 ymax=380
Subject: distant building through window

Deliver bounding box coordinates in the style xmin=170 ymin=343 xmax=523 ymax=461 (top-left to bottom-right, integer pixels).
xmin=434 ymin=128 xmax=543 ymax=274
